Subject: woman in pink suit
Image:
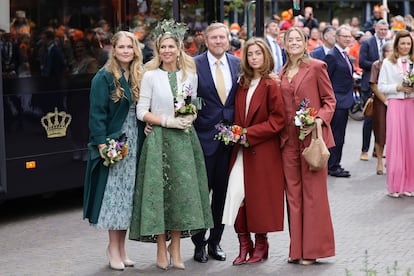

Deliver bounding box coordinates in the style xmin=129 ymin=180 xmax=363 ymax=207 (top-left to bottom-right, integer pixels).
xmin=222 ymin=37 xmax=286 ymax=265
xmin=279 ymin=27 xmax=336 ymax=265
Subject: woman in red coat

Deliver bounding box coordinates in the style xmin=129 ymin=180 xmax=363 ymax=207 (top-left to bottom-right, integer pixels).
xmin=279 ymin=27 xmax=336 ymax=265
xmin=221 ymin=37 xmax=286 ymax=265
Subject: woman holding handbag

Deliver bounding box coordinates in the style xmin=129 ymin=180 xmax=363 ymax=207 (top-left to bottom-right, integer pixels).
xmin=279 ymin=27 xmax=336 ymax=265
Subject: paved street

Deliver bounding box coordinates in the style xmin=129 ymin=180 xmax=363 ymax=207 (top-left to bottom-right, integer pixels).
xmin=1 ymin=119 xmax=414 ymax=276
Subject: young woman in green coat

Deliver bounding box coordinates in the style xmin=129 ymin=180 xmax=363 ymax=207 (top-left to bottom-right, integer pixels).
xmin=83 ymin=31 xmax=145 ymax=271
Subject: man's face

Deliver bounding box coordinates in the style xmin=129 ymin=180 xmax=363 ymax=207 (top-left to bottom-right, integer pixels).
xmin=205 ymin=27 xmax=230 ymax=59
xmin=375 ymin=23 xmax=388 ymax=40
xmin=336 ymin=29 xmax=353 ymax=49
xmin=266 ymin=22 xmax=279 ymax=38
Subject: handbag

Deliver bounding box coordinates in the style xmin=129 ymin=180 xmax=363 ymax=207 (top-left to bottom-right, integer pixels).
xmin=302 ymin=122 xmax=330 ymax=171
xmin=363 ymin=97 xmax=374 ymax=117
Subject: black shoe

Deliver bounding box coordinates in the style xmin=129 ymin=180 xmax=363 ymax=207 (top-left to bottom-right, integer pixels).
xmin=193 ymin=246 xmax=208 ymax=263
xmin=208 ymin=244 xmax=226 ymax=261
xmin=329 ymin=168 xmax=351 ymax=177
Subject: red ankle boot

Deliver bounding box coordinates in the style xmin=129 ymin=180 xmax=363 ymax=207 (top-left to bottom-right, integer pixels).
xmin=233 ymin=234 xmax=253 ymax=265
xmin=246 ymin=233 xmax=269 ymax=264
xmin=233 ymin=206 xmax=253 ymax=265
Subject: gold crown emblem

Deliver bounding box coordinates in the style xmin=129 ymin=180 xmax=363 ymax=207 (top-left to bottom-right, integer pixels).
xmin=41 ymin=107 xmax=72 ymax=138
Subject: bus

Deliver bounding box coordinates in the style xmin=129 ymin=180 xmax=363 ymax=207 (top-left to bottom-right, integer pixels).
xmin=1 ymin=0 xmax=411 ymax=201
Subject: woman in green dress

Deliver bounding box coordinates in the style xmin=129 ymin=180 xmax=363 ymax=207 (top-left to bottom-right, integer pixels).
xmin=129 ymin=21 xmax=213 ymax=270
xmin=83 ymin=31 xmax=145 ymax=271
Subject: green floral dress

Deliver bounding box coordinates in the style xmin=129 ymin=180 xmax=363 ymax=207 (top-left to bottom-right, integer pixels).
xmin=94 ymin=105 xmax=138 ymax=230
xmin=129 ymin=70 xmax=213 ymax=242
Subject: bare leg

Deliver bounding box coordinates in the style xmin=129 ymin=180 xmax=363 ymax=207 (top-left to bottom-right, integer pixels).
xmin=156 ymin=234 xmax=168 ymax=270
xmin=118 ymin=230 xmax=135 ymax=266
xmin=107 ymin=230 xmax=124 ymax=270
xmin=169 ymin=231 xmax=185 ymax=269
xmin=375 ymin=143 xmax=384 ymax=175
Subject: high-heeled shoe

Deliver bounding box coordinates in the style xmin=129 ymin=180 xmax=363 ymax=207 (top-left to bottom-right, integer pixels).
xmin=168 ymin=244 xmax=185 ymax=270
xmin=106 ymin=248 xmax=125 ymax=271
xmin=300 ymin=259 xmax=316 ymax=265
xmin=122 ymin=258 xmax=135 ymax=267
xmin=156 ymin=253 xmax=169 ymax=270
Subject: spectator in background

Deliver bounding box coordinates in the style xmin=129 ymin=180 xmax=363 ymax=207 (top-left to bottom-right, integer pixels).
xmin=10 ymin=10 xmax=31 ymax=37
xmin=230 ymin=38 xmax=242 ymax=57
xmin=324 ymin=26 xmax=354 ymax=177
xmin=301 ymin=7 xmax=319 ymax=30
xmin=71 ymin=37 xmax=99 ymax=75
xmin=310 ymin=26 xmax=336 ymax=60
xmin=350 ymin=17 xmax=361 ymax=29
xmin=378 ymin=30 xmax=414 ymax=198
xmin=369 ymin=41 xmax=393 ymax=175
xmin=265 ymin=20 xmax=284 ymax=74
xmin=183 ymin=35 xmax=198 ymax=56
xmin=307 ymin=27 xmax=323 ymax=53
xmin=331 ymin=18 xmax=340 ymax=29
xmin=348 ymin=31 xmax=365 ymax=76
xmin=194 ymin=32 xmax=207 ymax=54
xmin=358 ymin=19 xmax=388 ymax=161
xmin=40 ymin=29 xmax=65 ymax=78
xmin=279 ymin=10 xmax=293 ymax=31
xmin=364 ymin=5 xmax=384 ymax=34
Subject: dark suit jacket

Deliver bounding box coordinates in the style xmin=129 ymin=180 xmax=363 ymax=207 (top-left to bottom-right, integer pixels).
xmin=324 ymin=47 xmax=354 ymax=109
xmin=359 ymin=36 xmax=380 ymax=92
xmin=310 ymin=46 xmax=326 ymax=61
xmin=193 ymin=52 xmax=240 ymax=156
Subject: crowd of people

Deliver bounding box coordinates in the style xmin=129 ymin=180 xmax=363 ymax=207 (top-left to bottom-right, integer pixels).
xmin=5 ymin=3 xmax=413 ymax=273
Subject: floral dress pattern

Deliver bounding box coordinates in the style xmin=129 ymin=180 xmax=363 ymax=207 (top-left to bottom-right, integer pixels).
xmin=94 ymin=104 xmax=138 ymax=230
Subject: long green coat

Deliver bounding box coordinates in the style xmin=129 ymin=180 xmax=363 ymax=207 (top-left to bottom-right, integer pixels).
xmin=83 ymin=68 xmax=145 ymax=224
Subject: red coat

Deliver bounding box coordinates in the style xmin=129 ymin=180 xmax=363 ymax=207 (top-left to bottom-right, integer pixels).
xmin=230 ymin=77 xmax=286 ymax=233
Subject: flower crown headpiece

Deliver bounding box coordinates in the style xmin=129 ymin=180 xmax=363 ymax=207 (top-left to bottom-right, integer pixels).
xmin=153 ymin=19 xmax=188 ymax=43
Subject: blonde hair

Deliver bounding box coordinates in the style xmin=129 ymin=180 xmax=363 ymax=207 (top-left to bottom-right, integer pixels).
xmin=105 ymin=31 xmax=143 ymax=102
xmin=144 ymin=32 xmax=195 ymax=81
xmin=388 ymin=29 xmax=414 ymax=64
xmin=240 ymin=37 xmax=274 ymax=88
xmin=283 ymin=27 xmax=311 ymax=67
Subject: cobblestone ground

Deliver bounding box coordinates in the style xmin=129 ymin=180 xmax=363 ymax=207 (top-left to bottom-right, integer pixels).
xmin=1 ymin=119 xmax=414 ymax=276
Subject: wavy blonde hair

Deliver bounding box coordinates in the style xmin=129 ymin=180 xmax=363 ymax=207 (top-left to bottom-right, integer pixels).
xmin=239 ymin=37 xmax=274 ymax=89
xmin=105 ymin=31 xmax=143 ymax=102
xmin=144 ymin=32 xmax=195 ymax=81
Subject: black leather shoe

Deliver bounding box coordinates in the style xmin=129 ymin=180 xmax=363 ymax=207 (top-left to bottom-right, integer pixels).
xmin=193 ymin=246 xmax=208 ymax=263
xmin=208 ymin=244 xmax=226 ymax=261
xmin=329 ymin=168 xmax=351 ymax=177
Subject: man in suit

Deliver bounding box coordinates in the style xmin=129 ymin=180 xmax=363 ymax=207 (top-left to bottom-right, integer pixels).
xmin=310 ymin=26 xmax=336 ymax=60
xmin=192 ymin=22 xmax=241 ymax=263
xmin=358 ymin=19 xmax=388 ymax=161
xmin=264 ymin=20 xmax=284 ymax=73
xmin=324 ymin=26 xmax=354 ymax=177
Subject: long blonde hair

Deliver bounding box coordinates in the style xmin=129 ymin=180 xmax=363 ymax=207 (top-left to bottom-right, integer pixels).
xmin=283 ymin=27 xmax=310 ymax=68
xmin=105 ymin=31 xmax=143 ymax=102
xmin=144 ymin=32 xmax=195 ymax=81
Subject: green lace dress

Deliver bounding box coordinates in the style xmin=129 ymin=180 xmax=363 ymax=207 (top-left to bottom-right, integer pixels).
xmin=129 ymin=69 xmax=213 ymax=242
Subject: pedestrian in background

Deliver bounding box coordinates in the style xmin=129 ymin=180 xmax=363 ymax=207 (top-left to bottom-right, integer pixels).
xmin=324 ymin=26 xmax=354 ymax=178
xmin=378 ymin=30 xmax=414 ymax=198
xmin=369 ymin=41 xmax=393 ymax=175
xmin=222 ymin=37 xmax=285 ymax=265
xmin=280 ymin=27 xmax=336 ymax=265
xmin=83 ymin=31 xmax=145 ymax=271
xmin=129 ymin=20 xmax=213 ymax=270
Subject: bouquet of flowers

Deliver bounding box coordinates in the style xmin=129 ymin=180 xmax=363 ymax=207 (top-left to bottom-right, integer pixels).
xmin=294 ymin=98 xmax=318 ymax=140
xmin=214 ymin=120 xmax=249 ymax=147
xmin=402 ymin=67 xmax=414 ymax=87
xmin=102 ymin=133 xmax=128 ymax=167
xmin=175 ymin=83 xmax=196 ymax=116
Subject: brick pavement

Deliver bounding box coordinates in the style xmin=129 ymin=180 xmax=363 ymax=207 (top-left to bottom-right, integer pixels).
xmin=1 ymin=119 xmax=413 ymax=276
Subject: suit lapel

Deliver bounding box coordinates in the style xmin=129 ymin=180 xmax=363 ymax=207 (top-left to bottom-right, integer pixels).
xmin=293 ymin=63 xmax=311 ymax=98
